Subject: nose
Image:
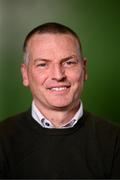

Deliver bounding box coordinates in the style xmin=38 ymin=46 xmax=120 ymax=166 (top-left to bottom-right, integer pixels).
xmin=51 ymin=64 xmax=66 ymax=81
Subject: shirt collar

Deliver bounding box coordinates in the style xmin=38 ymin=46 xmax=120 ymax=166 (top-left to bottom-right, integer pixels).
xmin=32 ymin=101 xmax=83 ymax=129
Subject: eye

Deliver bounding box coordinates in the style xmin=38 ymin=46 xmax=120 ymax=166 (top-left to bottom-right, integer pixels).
xmin=36 ymin=63 xmax=47 ymax=68
xmin=66 ymin=60 xmax=76 ymax=65
xmin=64 ymin=59 xmax=78 ymax=67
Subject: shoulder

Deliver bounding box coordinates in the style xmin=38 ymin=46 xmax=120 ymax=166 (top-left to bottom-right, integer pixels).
xmin=0 ymin=109 xmax=31 ymax=137
xmin=83 ymin=110 xmax=120 ymax=145
xmin=83 ymin=110 xmax=120 ymax=130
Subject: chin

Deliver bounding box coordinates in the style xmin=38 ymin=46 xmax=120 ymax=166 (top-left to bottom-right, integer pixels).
xmin=49 ymin=101 xmax=73 ymax=110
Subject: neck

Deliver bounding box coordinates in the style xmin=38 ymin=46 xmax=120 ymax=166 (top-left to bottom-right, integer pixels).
xmin=34 ymin=101 xmax=80 ymax=128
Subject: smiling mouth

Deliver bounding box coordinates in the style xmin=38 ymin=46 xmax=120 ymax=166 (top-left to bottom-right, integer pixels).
xmin=48 ymin=86 xmax=70 ymax=92
xmin=50 ymin=87 xmax=67 ymax=91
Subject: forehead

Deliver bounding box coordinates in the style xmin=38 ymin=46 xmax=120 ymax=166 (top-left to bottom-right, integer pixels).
xmin=26 ymin=33 xmax=80 ymax=60
xmin=27 ymin=33 xmax=79 ymax=49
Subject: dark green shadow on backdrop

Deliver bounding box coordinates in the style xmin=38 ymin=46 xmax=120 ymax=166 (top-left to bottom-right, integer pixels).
xmin=0 ymin=0 xmax=120 ymax=123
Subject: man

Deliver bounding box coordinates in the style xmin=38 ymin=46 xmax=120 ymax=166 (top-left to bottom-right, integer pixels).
xmin=0 ymin=22 xmax=120 ymax=178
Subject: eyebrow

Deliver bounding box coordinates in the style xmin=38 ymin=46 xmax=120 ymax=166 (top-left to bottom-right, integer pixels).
xmin=34 ymin=55 xmax=77 ymax=64
xmin=34 ymin=58 xmax=51 ymax=64
xmin=61 ymin=55 xmax=77 ymax=62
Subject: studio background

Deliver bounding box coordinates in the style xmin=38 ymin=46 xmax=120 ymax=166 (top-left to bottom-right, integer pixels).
xmin=0 ymin=0 xmax=120 ymax=123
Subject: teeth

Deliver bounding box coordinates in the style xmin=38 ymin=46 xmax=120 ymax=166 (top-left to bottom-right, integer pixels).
xmin=51 ymin=87 xmax=67 ymax=91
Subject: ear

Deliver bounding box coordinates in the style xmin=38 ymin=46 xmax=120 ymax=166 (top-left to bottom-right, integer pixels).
xmin=20 ymin=64 xmax=29 ymax=87
xmin=82 ymin=57 xmax=88 ymax=81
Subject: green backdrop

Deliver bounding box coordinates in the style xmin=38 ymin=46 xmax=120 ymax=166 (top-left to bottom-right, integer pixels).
xmin=0 ymin=0 xmax=120 ymax=123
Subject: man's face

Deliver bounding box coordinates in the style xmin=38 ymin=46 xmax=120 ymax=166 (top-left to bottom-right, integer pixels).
xmin=21 ymin=33 xmax=87 ymax=112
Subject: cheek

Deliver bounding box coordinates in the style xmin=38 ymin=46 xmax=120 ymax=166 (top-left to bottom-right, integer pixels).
xmin=28 ymin=69 xmax=48 ymax=87
xmin=68 ymin=69 xmax=83 ymax=84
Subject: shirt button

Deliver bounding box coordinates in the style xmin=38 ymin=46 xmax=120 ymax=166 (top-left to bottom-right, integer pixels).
xmin=45 ymin=122 xmax=50 ymax=126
